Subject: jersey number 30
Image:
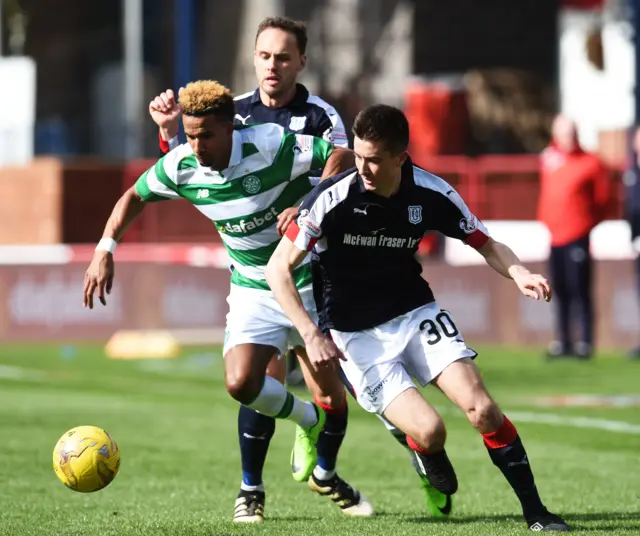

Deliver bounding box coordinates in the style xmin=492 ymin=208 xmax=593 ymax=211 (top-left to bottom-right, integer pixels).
xmin=419 ymin=311 xmax=460 ymax=346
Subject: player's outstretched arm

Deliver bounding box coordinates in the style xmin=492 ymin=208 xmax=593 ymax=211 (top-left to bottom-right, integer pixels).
xmin=83 ymin=150 xmax=182 ymax=309
xmin=83 ymin=187 xmax=147 ymax=310
xmin=265 ymin=237 xmax=346 ymax=370
xmin=265 ymin=238 xmax=315 ymax=337
xmin=477 ymin=237 xmax=552 ymax=302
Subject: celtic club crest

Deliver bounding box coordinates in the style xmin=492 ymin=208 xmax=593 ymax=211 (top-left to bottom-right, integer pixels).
xmin=242 ymin=175 xmax=262 ymax=195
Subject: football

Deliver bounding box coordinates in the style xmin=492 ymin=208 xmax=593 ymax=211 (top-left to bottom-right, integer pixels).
xmin=52 ymin=425 xmax=120 ymax=493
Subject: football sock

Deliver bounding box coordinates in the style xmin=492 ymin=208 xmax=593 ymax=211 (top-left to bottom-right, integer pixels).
xmin=246 ymin=376 xmax=318 ymax=428
xmin=407 ymin=436 xmax=458 ymax=495
xmin=313 ymin=466 xmax=335 ymax=481
xmin=315 ymin=397 xmax=348 ymax=474
xmin=238 ymin=406 xmax=275 ymax=488
xmin=240 ymin=481 xmax=265 ymax=493
xmin=483 ymin=415 xmax=545 ymax=516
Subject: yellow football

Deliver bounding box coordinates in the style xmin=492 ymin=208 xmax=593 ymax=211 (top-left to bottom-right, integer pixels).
xmin=52 ymin=425 xmax=120 ymax=493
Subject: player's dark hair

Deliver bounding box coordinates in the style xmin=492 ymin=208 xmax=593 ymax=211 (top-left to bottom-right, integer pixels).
xmin=256 ymin=16 xmax=308 ymax=55
xmin=352 ymin=104 xmax=409 ymax=155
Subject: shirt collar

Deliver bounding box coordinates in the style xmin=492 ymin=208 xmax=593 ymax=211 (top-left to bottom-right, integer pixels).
xmin=228 ymin=130 xmax=243 ymax=168
xmin=249 ymin=84 xmax=309 ymax=108
xmin=397 ymin=156 xmax=414 ymax=194
xmin=250 ymin=87 xmax=261 ymax=104
xmin=289 ymin=84 xmax=309 ymax=107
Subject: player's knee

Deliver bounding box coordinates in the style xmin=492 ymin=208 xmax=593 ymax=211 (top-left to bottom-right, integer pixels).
xmin=265 ymin=355 xmax=286 ymax=384
xmin=414 ymin=416 xmax=447 ymax=452
xmin=225 ymin=369 xmax=261 ymax=405
xmin=465 ymin=396 xmax=502 ymax=432
xmin=313 ymin=388 xmax=346 ymax=411
xmin=309 ymin=373 xmax=346 ymax=408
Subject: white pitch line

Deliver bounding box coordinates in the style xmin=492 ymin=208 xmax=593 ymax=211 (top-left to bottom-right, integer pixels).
xmin=0 ymin=365 xmax=46 ymax=381
xmin=506 ymin=410 xmax=640 ymax=435
xmin=439 ymin=406 xmax=640 ymax=435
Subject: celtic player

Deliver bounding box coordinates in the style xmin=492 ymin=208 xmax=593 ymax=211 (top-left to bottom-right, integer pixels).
xmin=82 ymin=80 xmax=373 ymax=522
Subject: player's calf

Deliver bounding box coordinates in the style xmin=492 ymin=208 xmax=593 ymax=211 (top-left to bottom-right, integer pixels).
xmin=383 ymin=388 xmax=458 ymax=496
xmin=237 ymin=407 xmax=275 ymax=492
xmin=482 ymin=415 xmax=543 ymax=513
xmin=483 ymin=415 xmax=570 ymax=531
xmin=295 ymin=345 xmax=347 ymax=409
xmin=460 ymin=392 xmax=503 ymax=433
xmin=312 ymin=397 xmax=347 ymax=480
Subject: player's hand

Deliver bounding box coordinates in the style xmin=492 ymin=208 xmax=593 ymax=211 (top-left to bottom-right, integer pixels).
xmin=305 ymin=330 xmax=346 ymax=372
xmin=511 ymin=266 xmax=552 ymax=302
xmin=277 ymin=206 xmax=299 ymax=236
xmin=83 ymin=251 xmax=115 ymax=309
xmin=149 ymin=88 xmax=182 ymax=136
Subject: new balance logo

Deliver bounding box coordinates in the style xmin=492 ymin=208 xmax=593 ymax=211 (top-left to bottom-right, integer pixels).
xmin=196 ymin=189 xmax=209 ymax=199
xmin=353 ymin=206 xmax=368 ymax=215
xmin=507 ymin=455 xmax=528 ymax=468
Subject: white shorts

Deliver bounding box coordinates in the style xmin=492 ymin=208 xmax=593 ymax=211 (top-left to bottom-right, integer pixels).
xmin=223 ymin=283 xmax=317 ymax=357
xmin=331 ymin=302 xmax=477 ymax=414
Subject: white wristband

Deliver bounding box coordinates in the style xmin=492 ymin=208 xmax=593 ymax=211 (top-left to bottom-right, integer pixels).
xmin=96 ymin=238 xmax=117 ymax=254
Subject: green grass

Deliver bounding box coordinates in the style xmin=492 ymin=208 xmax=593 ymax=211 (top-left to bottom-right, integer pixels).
xmin=0 ymin=344 xmax=638 ymax=535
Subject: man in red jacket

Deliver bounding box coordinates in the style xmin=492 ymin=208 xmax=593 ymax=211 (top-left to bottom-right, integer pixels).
xmin=538 ymin=115 xmax=612 ymax=359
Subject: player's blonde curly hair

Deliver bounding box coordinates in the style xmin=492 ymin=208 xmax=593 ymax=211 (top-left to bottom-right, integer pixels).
xmin=179 ymin=80 xmax=235 ymax=121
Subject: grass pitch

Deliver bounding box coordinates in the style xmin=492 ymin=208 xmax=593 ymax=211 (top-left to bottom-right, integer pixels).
xmin=0 ymin=344 xmax=638 ymax=535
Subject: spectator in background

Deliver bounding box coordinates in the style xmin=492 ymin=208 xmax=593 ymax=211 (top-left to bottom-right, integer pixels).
xmin=624 ymin=127 xmax=640 ymax=359
xmin=537 ymin=115 xmax=612 ymax=359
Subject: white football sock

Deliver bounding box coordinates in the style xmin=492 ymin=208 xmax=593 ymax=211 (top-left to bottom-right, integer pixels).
xmin=247 ymin=376 xmax=318 ymax=428
xmin=313 ymin=466 xmax=335 ymax=481
xmin=240 ymin=481 xmax=265 ymax=493
xmin=288 ymin=397 xmax=318 ymax=429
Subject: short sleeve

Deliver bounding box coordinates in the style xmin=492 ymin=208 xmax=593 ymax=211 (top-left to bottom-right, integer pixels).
xmin=284 ymin=175 xmax=340 ymax=251
xmin=431 ymin=186 xmax=490 ymax=249
xmin=285 ymin=207 xmax=324 ymax=252
xmin=134 ymin=153 xmax=182 ymax=202
xmin=292 ymin=134 xmax=334 ymax=171
xmin=316 ymin=108 xmax=349 ymax=148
